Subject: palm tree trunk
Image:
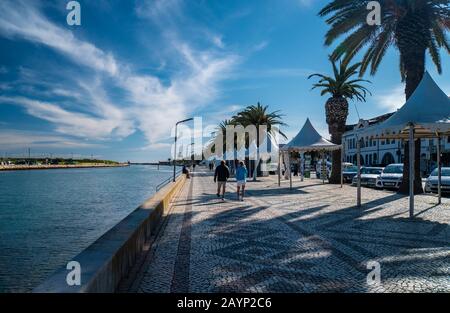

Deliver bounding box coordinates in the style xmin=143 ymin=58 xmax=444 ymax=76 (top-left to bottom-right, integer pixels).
xmin=399 ymin=139 xmax=423 ymax=194
xmin=398 ymin=46 xmax=426 ymax=195
xmin=329 ymin=123 xmax=345 ymax=184
xmin=326 ymin=96 xmax=348 ymax=184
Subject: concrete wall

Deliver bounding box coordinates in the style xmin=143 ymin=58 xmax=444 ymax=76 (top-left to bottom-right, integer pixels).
xmin=33 ymin=175 xmax=186 ymax=293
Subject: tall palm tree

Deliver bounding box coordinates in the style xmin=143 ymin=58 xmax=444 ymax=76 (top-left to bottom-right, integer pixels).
xmin=319 ymin=0 xmax=450 ymax=193
xmin=209 ymin=119 xmax=235 ymax=157
xmin=232 ymin=103 xmax=287 ymax=180
xmin=309 ymin=59 xmax=371 ymax=184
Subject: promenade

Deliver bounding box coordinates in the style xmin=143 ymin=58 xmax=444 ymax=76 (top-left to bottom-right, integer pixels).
xmin=126 ymin=168 xmax=450 ymax=293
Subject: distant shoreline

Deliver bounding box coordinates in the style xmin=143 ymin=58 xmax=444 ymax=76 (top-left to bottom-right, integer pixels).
xmin=0 ymin=163 xmax=130 ymax=172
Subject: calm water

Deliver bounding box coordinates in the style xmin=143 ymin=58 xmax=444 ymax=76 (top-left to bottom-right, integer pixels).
xmin=0 ymin=165 xmax=175 ymax=292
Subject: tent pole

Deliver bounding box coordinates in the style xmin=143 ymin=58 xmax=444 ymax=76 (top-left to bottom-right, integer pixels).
xmin=300 ymin=153 xmax=304 ymax=182
xmin=341 ymin=142 xmax=345 ymax=188
xmin=286 ymin=151 xmax=292 ymax=190
xmin=321 ymin=151 xmax=325 ymax=184
xmin=357 ymin=136 xmax=361 ymax=207
xmin=409 ymin=125 xmax=415 ymax=218
xmin=437 ymin=136 xmax=442 ymax=204
xmin=289 ymin=161 xmax=293 ymax=190
xmin=278 ymin=150 xmax=281 ymax=187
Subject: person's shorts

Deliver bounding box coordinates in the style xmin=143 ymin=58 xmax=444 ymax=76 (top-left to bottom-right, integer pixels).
xmin=237 ymin=180 xmax=246 ymax=187
xmin=217 ymin=181 xmax=227 ymax=188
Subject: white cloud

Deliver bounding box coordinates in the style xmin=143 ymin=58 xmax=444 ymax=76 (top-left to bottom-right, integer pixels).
xmin=135 ymin=0 xmax=182 ymax=21
xmin=0 ymin=130 xmax=100 ymax=149
xmin=0 ymin=1 xmax=119 ymax=76
xmin=212 ymin=35 xmax=225 ymax=49
xmin=0 ymin=0 xmax=238 ymax=148
xmin=252 ymin=41 xmax=269 ymax=52
xmin=297 ymin=0 xmax=316 ymax=7
xmin=119 ymin=45 xmax=237 ymax=143
xmin=0 ymin=96 xmax=134 ymax=140
xmin=238 ymin=67 xmax=315 ymax=79
xmin=376 ymin=85 xmax=406 ymax=111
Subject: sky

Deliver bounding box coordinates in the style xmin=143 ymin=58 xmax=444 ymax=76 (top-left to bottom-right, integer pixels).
xmin=0 ymin=0 xmax=449 ymax=162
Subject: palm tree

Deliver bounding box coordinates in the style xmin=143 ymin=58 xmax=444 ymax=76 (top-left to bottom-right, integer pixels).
xmin=232 ymin=103 xmax=287 ymax=180
xmin=308 ymin=59 xmax=371 ymax=184
xmin=318 ymin=0 xmax=450 ymax=193
xmin=209 ymin=119 xmax=235 ymax=157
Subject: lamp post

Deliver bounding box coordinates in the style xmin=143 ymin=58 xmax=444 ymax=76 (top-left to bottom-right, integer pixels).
xmin=408 ymin=124 xmax=415 ymax=218
xmin=357 ymin=135 xmax=361 ymax=207
xmin=173 ymin=118 xmax=194 ymax=182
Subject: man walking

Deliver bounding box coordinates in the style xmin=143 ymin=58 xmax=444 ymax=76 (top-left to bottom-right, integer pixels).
xmin=214 ymin=160 xmax=230 ymax=200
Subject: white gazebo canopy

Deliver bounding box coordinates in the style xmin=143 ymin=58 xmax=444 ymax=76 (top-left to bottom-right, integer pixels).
xmin=282 ymin=118 xmax=340 ymax=152
xmin=356 ymin=72 xmax=450 ymax=217
xmin=360 ymin=72 xmax=450 ymax=139
xmin=279 ymin=118 xmax=340 ymax=188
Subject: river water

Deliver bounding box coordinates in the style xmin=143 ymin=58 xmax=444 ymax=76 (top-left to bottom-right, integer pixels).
xmin=0 ymin=165 xmax=175 ymax=292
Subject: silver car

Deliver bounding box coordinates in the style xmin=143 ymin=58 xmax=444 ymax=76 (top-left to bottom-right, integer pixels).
xmin=376 ymin=164 xmax=404 ymax=189
xmin=425 ymin=167 xmax=450 ymax=193
xmin=352 ymin=167 xmax=384 ymax=188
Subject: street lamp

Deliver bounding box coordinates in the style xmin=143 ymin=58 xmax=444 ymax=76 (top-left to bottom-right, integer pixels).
xmin=173 ymin=118 xmax=194 ymax=182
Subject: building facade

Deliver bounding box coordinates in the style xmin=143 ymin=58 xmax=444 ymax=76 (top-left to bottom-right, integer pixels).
xmin=343 ymin=113 xmax=450 ymax=175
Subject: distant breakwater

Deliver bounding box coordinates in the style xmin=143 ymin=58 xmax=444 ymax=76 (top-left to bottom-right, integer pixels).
xmin=0 ymin=163 xmax=129 ymax=171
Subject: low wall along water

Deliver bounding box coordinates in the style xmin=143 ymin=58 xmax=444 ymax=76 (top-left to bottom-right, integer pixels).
xmin=33 ymin=174 xmax=186 ymax=293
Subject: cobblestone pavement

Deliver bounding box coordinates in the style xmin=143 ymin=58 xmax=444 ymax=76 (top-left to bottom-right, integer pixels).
xmin=135 ymin=169 xmax=450 ymax=293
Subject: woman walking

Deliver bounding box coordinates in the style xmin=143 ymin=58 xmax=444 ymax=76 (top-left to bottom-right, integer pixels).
xmin=236 ymin=161 xmax=248 ymax=201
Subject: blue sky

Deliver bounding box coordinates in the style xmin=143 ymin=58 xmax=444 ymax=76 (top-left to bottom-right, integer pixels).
xmin=0 ymin=0 xmax=449 ymax=162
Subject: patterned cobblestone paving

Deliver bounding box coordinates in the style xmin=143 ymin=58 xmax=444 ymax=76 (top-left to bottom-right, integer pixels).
xmin=136 ymin=169 xmax=450 ymax=293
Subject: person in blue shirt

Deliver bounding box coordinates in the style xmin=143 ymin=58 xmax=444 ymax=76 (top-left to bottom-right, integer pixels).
xmin=235 ymin=161 xmax=248 ymax=201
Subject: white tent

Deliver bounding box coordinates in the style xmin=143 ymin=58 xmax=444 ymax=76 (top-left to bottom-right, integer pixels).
xmin=282 ymin=118 xmax=340 ymax=152
xmin=360 ymin=72 xmax=450 ymax=139
xmin=357 ymin=72 xmax=450 ymax=217
xmin=281 ymin=118 xmax=341 ymax=188
xmin=243 ymin=134 xmax=280 ymax=180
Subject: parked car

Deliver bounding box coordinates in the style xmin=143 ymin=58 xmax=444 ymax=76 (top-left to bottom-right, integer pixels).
xmin=425 ymin=167 xmax=450 ymax=193
xmin=343 ymin=165 xmax=358 ymax=183
xmin=352 ymin=167 xmax=384 ymax=188
xmin=375 ymin=164 xmax=404 ymax=189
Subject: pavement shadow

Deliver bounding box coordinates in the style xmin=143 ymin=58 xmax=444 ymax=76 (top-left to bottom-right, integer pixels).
xmin=156 ymin=169 xmax=450 ymax=293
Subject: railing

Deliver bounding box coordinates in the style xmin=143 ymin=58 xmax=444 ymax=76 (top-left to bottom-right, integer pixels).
xmin=156 ymin=168 xmax=183 ymax=191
